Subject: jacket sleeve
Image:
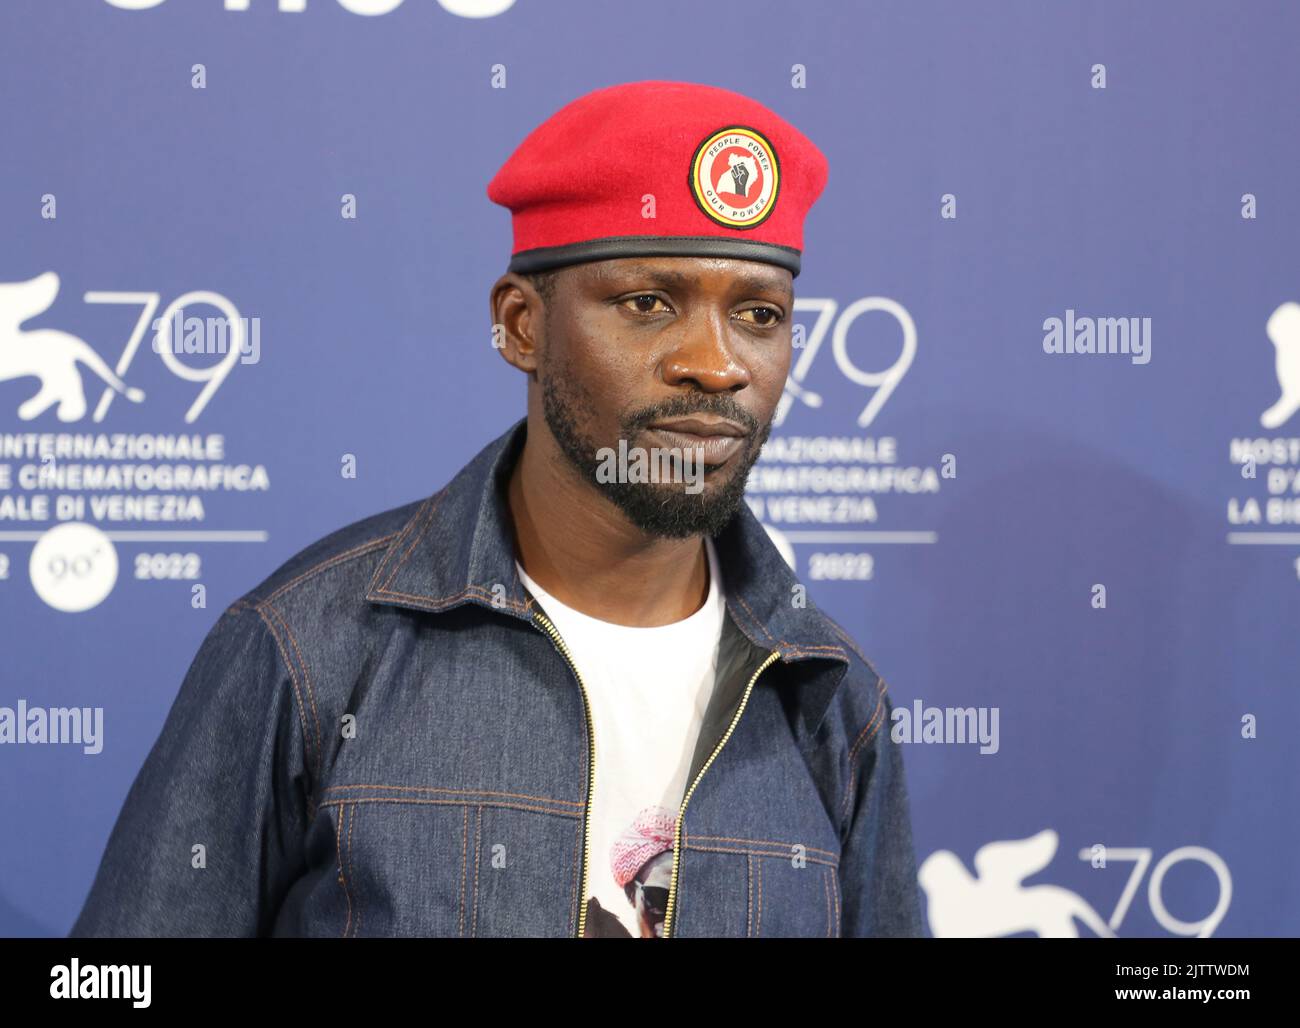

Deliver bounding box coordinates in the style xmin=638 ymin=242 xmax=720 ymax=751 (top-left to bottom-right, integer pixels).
xmin=69 ymin=601 xmax=313 ymax=938
xmin=838 ymin=689 xmax=925 ymax=937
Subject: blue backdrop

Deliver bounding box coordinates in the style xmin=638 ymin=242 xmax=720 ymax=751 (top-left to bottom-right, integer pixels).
xmin=2 ymin=0 xmax=1296 ymax=937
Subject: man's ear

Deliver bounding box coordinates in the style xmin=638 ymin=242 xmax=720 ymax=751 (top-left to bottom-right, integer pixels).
xmin=490 ymin=273 xmax=543 ymax=375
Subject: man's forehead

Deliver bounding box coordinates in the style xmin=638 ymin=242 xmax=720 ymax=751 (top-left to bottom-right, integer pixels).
xmin=578 ymin=257 xmax=792 ymax=293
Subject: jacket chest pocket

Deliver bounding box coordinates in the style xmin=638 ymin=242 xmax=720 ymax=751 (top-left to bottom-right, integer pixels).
xmin=314 ymin=787 xmax=585 ymax=937
xmin=745 ymin=845 xmax=842 ymax=938
xmin=677 ymin=834 xmax=841 ymax=938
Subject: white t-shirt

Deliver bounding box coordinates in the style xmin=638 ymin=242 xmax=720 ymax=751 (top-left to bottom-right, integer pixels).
xmin=516 ymin=537 xmax=726 ymax=938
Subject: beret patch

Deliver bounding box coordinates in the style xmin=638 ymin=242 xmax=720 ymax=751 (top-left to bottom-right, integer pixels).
xmin=688 ymin=124 xmax=781 ymax=229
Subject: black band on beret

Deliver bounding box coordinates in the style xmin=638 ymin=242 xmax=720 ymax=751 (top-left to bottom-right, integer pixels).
xmin=507 ymin=235 xmax=803 ymax=277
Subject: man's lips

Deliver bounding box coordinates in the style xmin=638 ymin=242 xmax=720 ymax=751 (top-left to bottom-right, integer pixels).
xmin=644 ymin=417 xmax=748 ymax=467
xmin=647 ymin=416 xmax=746 ymax=438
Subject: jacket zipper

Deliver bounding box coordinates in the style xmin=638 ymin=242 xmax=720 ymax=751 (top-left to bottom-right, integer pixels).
xmin=532 ymin=609 xmax=597 ymax=939
xmin=662 ymin=646 xmax=782 ymax=939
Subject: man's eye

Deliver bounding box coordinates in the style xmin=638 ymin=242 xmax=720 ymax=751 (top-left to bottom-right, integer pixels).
xmin=735 ymin=306 xmax=784 ymax=327
xmin=622 ymin=295 xmax=672 ymax=314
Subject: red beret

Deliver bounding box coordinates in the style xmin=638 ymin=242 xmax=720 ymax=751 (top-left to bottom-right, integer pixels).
xmin=487 ymin=80 xmax=829 ymax=277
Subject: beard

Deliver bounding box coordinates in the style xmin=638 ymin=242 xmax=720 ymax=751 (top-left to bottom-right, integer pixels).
xmin=540 ymin=352 xmax=772 ymax=539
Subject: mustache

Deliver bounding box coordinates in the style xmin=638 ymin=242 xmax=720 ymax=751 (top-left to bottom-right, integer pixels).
xmin=623 ymin=395 xmax=761 ymax=436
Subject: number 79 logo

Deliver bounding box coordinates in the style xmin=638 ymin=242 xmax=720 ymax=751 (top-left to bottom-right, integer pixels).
xmin=1080 ymin=845 xmax=1233 ymax=937
xmin=777 ymin=296 xmax=917 ymax=429
xmin=86 ymin=289 xmax=248 ymax=422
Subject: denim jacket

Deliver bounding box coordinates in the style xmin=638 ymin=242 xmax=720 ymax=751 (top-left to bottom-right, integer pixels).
xmin=70 ymin=417 xmax=923 ymax=938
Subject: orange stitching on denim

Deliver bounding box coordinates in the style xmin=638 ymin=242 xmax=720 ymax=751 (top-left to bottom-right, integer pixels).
xmin=428 ymin=584 xmax=530 ymax=612
xmin=728 ymin=595 xmax=772 ymax=645
xmin=825 ymin=617 xmax=891 ymax=685
xmin=782 ymin=643 xmax=850 ymax=660
xmin=370 ymin=583 xmax=532 ymax=614
xmin=259 ymin=602 xmax=323 ymax=784
xmin=382 ymin=492 xmax=443 ymax=592
xmin=686 ymin=834 xmax=838 ymax=861
xmin=847 ymin=675 xmax=889 ymax=764
xmin=445 ymin=584 xmax=531 ymax=612
xmin=336 ymin=804 xmax=352 ymax=939
xmin=831 ymin=868 xmax=842 ymax=936
xmin=735 ymin=595 xmax=773 ymax=642
xmin=686 ymin=841 xmax=839 ymax=867
xmin=265 ymin=534 xmax=399 ymax=605
xmin=729 ymin=595 xmax=850 ymax=663
xmin=570 ymin=817 xmax=580 ymax=935
xmin=842 ymin=677 xmax=889 ymax=819
xmin=755 ymin=857 xmax=763 ymax=937
xmin=316 ymin=796 xmax=578 ymax=818
xmin=738 ymin=590 xmax=774 ymax=647
xmin=360 ymin=492 xmax=433 ymax=600
xmin=249 ymin=603 xmax=317 ymax=808
xmin=785 ymin=649 xmax=850 ymax=662
xmin=824 ymin=618 xmax=870 ymax=666
xmin=746 ymin=855 xmax=754 ymax=938
xmin=727 ymin=595 xmax=768 ymax=646
xmin=677 ymin=824 xmax=691 ymax=934
xmin=375 ymin=494 xmax=434 ymax=592
xmin=462 ymin=805 xmax=473 ymax=940
xmin=822 ymin=865 xmax=832 ymax=938
xmin=347 ymin=802 xmax=360 ymax=938
xmin=471 ymin=805 xmax=482 ymax=938
xmin=321 ymin=783 xmax=582 ymax=809
xmin=785 ymin=644 xmax=849 ymax=658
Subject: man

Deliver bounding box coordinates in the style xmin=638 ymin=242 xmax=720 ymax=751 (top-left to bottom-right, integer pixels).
xmin=70 ymin=80 xmax=923 ymax=938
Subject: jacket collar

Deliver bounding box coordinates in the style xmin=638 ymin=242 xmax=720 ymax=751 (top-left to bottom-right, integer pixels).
xmin=365 ymin=417 xmax=851 ymax=666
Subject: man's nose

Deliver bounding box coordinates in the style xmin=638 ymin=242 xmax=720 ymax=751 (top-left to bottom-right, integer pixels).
xmin=659 ymin=313 xmax=751 ymax=392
